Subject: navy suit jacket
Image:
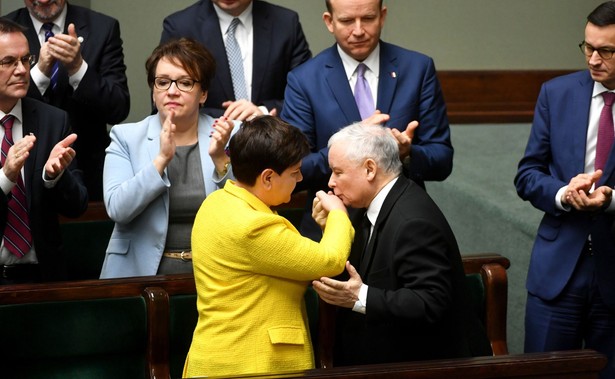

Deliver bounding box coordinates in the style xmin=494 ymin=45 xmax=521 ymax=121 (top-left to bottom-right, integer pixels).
xmin=515 ymin=70 xmax=615 ymax=309
xmin=281 ymin=42 xmax=453 ymax=238
xmin=5 ymin=4 xmax=130 ymax=200
xmin=0 ymin=98 xmax=88 ymax=281
xmin=160 ymin=0 xmax=311 ymax=117
xmin=334 ymin=177 xmax=487 ymax=365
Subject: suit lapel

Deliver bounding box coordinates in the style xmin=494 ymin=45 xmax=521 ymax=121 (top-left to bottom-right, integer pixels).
xmin=19 ymin=99 xmax=40 ymax=208
xmin=348 ymin=210 xmax=366 ymax=270
xmin=359 ymin=177 xmax=408 ymax=277
xmin=251 ymin=3 xmax=271 ymax=101
xmin=66 ymin=5 xmax=90 ymax=58
xmin=146 ymin=116 xmax=170 ymax=211
xmin=324 ymin=47 xmax=361 ymax=123
xmin=376 ymin=42 xmax=398 ymax=115
xmin=570 ymin=73 xmax=593 ymax=179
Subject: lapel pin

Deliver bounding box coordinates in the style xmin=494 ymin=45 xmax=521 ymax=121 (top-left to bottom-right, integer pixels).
xmin=391 ymin=72 xmax=397 ymax=78
xmin=77 ymin=36 xmax=84 ymax=43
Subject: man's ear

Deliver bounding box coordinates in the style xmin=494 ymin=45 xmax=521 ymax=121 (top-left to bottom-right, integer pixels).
xmin=323 ymin=12 xmax=334 ymax=33
xmin=365 ymin=159 xmax=377 ymax=181
xmin=259 ymin=168 xmax=275 ymax=190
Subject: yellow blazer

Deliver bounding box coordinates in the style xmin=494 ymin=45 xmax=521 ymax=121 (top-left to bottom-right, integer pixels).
xmin=184 ymin=181 xmax=353 ymax=378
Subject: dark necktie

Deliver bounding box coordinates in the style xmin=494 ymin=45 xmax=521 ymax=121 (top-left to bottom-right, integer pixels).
xmin=42 ymin=23 xmax=59 ymax=91
xmin=0 ymin=115 xmax=32 ymax=258
xmin=225 ymin=18 xmax=248 ymax=100
xmin=354 ymin=63 xmax=375 ymax=120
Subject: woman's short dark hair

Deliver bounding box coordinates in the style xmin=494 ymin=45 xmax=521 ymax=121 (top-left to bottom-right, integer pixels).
xmin=588 ymin=1 xmax=615 ymax=26
xmin=229 ymin=116 xmax=310 ymax=186
xmin=145 ymin=37 xmax=216 ymax=91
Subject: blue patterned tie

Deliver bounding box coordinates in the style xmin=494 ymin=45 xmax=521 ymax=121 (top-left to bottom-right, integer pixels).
xmin=225 ymin=18 xmax=248 ymax=100
xmin=354 ymin=63 xmax=375 ymax=120
xmin=0 ymin=115 xmax=32 ymax=258
xmin=42 ymin=23 xmax=59 ymax=91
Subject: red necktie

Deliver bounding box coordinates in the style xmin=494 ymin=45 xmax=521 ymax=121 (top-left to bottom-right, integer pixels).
xmin=0 ymin=115 xmax=32 ymax=257
xmin=596 ymin=92 xmax=615 ymax=171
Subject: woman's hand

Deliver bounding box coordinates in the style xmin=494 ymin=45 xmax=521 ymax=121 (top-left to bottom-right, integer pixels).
xmin=154 ymin=110 xmax=176 ymax=175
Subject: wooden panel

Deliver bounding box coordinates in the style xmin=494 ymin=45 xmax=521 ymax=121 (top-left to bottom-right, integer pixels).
xmin=439 ymin=70 xmax=575 ymax=123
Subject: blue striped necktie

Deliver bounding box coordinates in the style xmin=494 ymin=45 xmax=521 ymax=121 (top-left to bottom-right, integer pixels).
xmin=42 ymin=23 xmax=60 ymax=91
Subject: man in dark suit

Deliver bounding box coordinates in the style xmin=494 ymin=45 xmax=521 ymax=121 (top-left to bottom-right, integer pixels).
xmin=0 ymin=18 xmax=87 ymax=284
xmin=515 ymin=3 xmax=615 ymax=378
xmin=4 ymin=0 xmax=130 ymax=201
xmin=281 ymin=0 xmax=452 ymax=240
xmin=312 ymin=123 xmax=487 ymax=366
xmin=160 ymin=0 xmax=311 ymax=120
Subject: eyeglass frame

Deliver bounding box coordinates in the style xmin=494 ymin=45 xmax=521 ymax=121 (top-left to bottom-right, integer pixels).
xmin=0 ymin=54 xmax=36 ymax=69
xmin=153 ymin=77 xmax=200 ymax=92
xmin=579 ymin=41 xmax=615 ymax=60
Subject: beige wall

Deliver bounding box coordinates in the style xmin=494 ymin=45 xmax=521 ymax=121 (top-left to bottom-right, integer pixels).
xmin=1 ymin=0 xmax=605 ymax=122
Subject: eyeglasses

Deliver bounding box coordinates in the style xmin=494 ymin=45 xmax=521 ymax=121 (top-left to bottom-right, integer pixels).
xmin=579 ymin=41 xmax=615 ymax=60
xmin=0 ymin=54 xmax=36 ymax=69
xmin=153 ymin=77 xmax=199 ymax=92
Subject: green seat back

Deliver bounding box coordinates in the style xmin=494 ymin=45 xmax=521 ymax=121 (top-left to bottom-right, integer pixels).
xmin=169 ymin=294 xmax=199 ymax=378
xmin=0 ymin=297 xmax=147 ymax=379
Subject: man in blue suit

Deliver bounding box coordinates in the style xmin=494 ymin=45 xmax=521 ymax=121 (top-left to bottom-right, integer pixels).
xmin=281 ymin=0 xmax=453 ymax=239
xmin=515 ymin=3 xmax=615 ymax=378
xmin=160 ymin=0 xmax=311 ymax=121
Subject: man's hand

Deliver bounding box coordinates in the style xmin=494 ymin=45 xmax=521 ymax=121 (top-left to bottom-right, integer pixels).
xmin=3 ymin=134 xmax=36 ymax=182
xmin=44 ymin=133 xmax=77 ymax=179
xmin=312 ymin=261 xmax=363 ymax=309
xmin=389 ymin=120 xmax=418 ymax=160
xmin=222 ymin=99 xmax=264 ymax=121
xmin=312 ymin=195 xmax=327 ymax=230
xmin=562 ymin=170 xmax=612 ymax=211
xmin=361 ymin=110 xmax=390 ymax=126
xmin=45 ymin=23 xmax=83 ymax=76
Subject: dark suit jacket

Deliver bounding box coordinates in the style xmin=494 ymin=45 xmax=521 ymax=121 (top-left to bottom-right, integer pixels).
xmin=334 ymin=177 xmax=487 ymax=366
xmin=515 ymin=70 xmax=615 ymax=309
xmin=281 ymin=42 xmax=453 ymax=239
xmin=0 ymin=98 xmax=88 ymax=281
xmin=4 ymin=4 xmax=130 ymax=200
xmin=160 ymin=0 xmax=311 ymax=117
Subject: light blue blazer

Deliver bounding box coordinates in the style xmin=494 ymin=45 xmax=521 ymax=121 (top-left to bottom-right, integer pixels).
xmin=100 ymin=114 xmax=237 ymax=279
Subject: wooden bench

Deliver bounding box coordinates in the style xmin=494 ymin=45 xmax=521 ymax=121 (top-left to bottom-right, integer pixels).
xmin=208 ymin=350 xmax=607 ymax=379
xmin=0 ymin=253 xmax=510 ymax=378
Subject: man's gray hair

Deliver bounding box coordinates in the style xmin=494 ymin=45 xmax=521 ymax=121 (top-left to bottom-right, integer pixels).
xmin=328 ymin=123 xmax=402 ymax=176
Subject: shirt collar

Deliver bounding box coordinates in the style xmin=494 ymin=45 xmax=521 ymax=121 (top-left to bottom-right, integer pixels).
xmin=593 ymin=81 xmax=614 ymax=98
xmin=0 ymin=99 xmax=23 ymax=125
xmin=365 ymin=176 xmax=398 ymax=226
xmin=213 ymin=1 xmax=253 ymax=35
xmin=337 ymin=43 xmax=380 ymax=81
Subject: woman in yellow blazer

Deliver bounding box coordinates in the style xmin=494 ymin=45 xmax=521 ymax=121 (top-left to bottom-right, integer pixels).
xmin=184 ymin=116 xmax=354 ymax=378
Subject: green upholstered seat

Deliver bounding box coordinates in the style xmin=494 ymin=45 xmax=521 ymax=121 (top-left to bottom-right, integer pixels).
xmin=0 ymin=297 xmax=147 ymax=379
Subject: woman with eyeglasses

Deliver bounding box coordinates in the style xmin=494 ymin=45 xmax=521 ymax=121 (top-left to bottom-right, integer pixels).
xmin=100 ymin=38 xmax=237 ymax=279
